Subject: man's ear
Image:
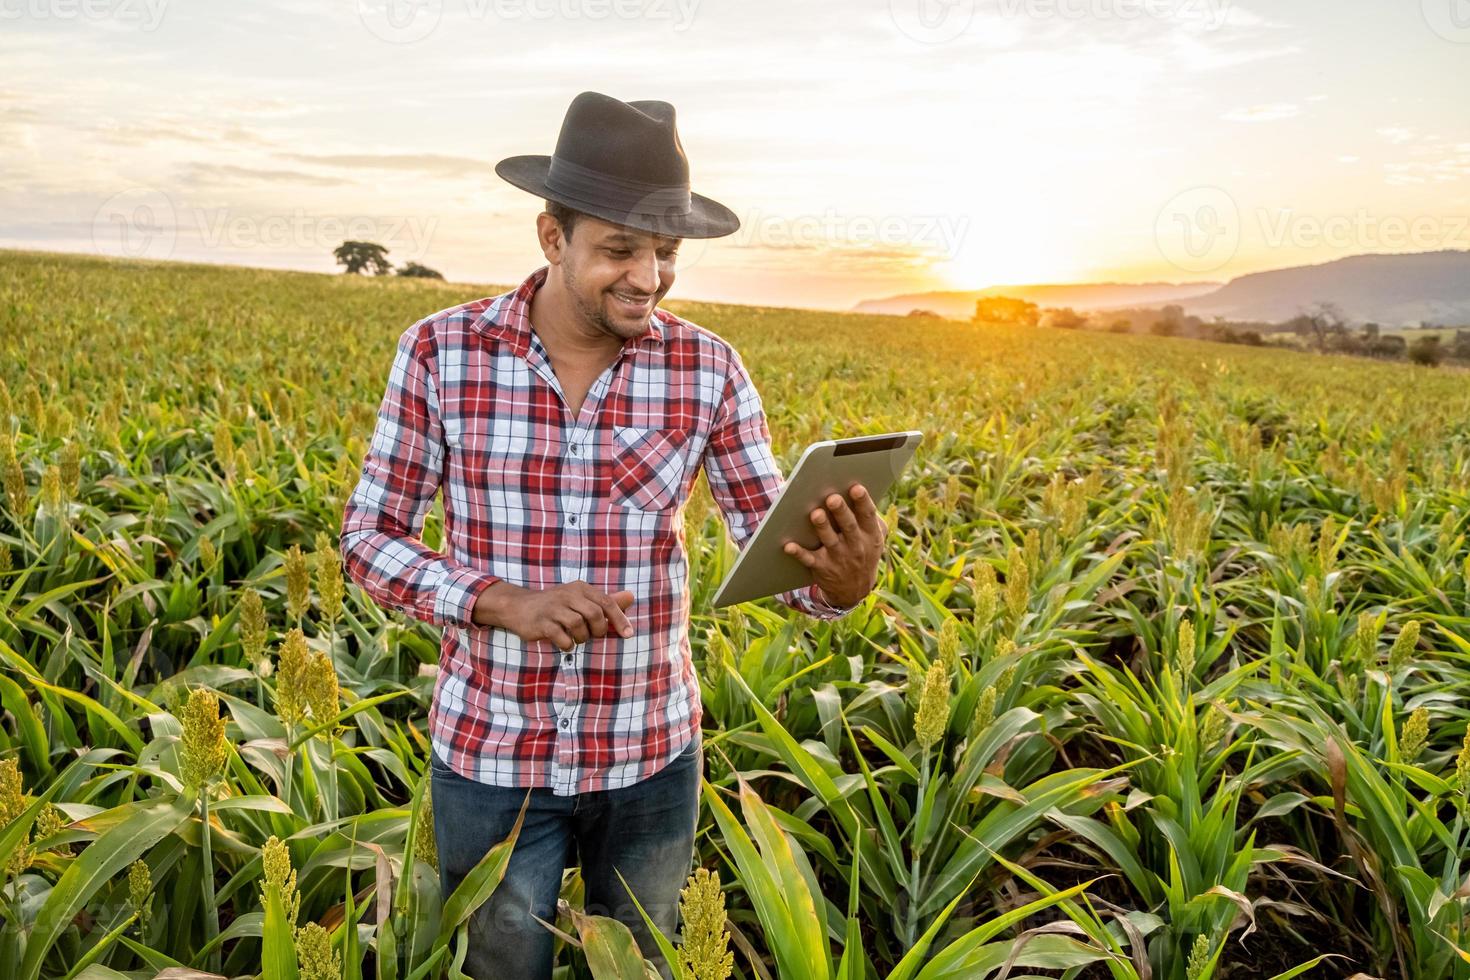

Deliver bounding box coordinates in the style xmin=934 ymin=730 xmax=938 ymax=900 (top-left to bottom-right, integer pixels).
xmin=536 ymin=211 xmax=565 ymax=265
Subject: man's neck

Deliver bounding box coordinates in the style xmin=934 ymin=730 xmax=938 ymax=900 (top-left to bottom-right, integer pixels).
xmin=529 ymin=271 xmax=622 ymax=365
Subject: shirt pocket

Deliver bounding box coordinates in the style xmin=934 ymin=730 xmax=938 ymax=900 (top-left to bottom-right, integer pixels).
xmin=610 ymin=425 xmax=689 ymax=511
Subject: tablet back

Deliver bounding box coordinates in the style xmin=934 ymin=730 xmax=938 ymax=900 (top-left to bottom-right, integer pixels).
xmin=712 ymin=430 xmax=923 ymax=607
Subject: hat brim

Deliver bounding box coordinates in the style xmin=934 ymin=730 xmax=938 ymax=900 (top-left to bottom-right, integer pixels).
xmin=495 ymin=155 xmax=741 ymax=240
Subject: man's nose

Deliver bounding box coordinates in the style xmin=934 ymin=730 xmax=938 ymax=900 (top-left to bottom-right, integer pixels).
xmin=624 ymin=251 xmax=658 ymax=295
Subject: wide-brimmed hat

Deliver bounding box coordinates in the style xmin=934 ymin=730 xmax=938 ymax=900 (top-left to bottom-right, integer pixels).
xmin=495 ymin=91 xmax=740 ymax=240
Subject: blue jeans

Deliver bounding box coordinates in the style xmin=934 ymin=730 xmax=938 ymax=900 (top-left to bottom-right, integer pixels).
xmin=430 ymin=733 xmax=702 ymax=980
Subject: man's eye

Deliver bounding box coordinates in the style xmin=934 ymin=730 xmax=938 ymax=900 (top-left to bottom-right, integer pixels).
xmin=660 ymin=251 xmax=679 ymax=261
xmin=607 ymin=249 xmax=631 ymax=258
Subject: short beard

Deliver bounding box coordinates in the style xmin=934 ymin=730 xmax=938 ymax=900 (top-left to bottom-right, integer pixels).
xmin=562 ymin=253 xmax=646 ymax=340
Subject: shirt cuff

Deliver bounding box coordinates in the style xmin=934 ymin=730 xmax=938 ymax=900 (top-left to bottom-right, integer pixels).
xmin=807 ymin=581 xmax=860 ymax=617
xmin=434 ymin=565 xmax=503 ymax=628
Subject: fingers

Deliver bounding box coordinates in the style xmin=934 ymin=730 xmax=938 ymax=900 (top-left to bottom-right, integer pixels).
xmin=849 ymin=482 xmax=884 ymax=534
xmin=595 ymin=591 xmax=636 ymax=638
xmin=823 ymin=491 xmax=861 ymax=536
xmin=568 ymin=597 xmax=609 ymax=638
xmin=547 ymin=624 xmax=577 ymax=652
xmin=556 ymin=608 xmax=592 ymax=644
xmin=539 ymin=583 xmax=638 ymax=652
xmin=783 ymin=539 xmax=817 ymax=567
xmin=810 ymin=504 xmax=841 ymax=548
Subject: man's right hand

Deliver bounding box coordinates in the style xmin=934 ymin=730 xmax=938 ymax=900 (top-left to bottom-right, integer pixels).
xmin=472 ymin=580 xmax=636 ymax=651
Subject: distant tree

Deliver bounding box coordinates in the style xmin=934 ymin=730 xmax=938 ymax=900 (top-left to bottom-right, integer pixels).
xmin=1369 ymin=335 xmax=1407 ymax=359
xmin=1107 ymin=320 xmax=1132 ymax=334
xmin=397 ymin=261 xmax=444 ymax=279
xmin=973 ymin=296 xmax=1040 ymax=327
xmin=1150 ymin=318 xmax=1178 ymax=337
xmin=1285 ymin=314 xmax=1313 ymax=342
xmin=1408 ymin=335 xmax=1443 ymax=366
xmin=907 ymin=308 xmax=942 ymax=318
xmin=1454 ymin=330 xmax=1470 ymax=361
xmin=1329 ymin=333 xmax=1368 ymax=356
xmin=1361 ymin=322 xmax=1380 ymax=339
xmin=1289 ymin=302 xmax=1348 ymax=350
xmin=334 ymin=240 xmax=393 ymax=275
xmin=1040 ymin=307 xmax=1086 ymax=330
xmin=1200 ymin=321 xmax=1224 ymax=341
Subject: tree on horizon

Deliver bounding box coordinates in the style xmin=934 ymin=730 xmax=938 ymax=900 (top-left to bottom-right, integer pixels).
xmin=333 ymin=240 xmax=393 ymax=276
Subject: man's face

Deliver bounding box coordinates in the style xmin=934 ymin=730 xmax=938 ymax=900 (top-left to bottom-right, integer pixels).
xmin=550 ymin=214 xmax=681 ymax=341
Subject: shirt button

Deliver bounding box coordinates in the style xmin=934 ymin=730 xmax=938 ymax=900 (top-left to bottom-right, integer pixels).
xmin=568 ymin=515 xmax=577 ymax=525
xmin=559 ymin=718 xmax=570 ymax=730
xmin=570 ymin=444 xmax=579 ymax=455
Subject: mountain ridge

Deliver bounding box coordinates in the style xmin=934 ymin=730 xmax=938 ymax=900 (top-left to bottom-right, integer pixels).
xmin=856 ymin=250 xmax=1470 ymax=326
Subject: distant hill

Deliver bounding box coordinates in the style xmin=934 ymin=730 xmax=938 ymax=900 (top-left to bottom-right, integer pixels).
xmin=1178 ymin=250 xmax=1470 ymax=326
xmin=853 ymin=282 xmax=1220 ymax=320
xmin=859 ymin=250 xmax=1470 ymax=327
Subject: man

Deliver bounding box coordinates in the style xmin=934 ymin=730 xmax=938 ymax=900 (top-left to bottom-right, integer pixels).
xmin=340 ymin=91 xmax=887 ymax=979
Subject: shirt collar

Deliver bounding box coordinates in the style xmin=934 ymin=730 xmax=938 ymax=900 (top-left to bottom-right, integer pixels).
xmin=474 ymin=264 xmax=665 ymax=356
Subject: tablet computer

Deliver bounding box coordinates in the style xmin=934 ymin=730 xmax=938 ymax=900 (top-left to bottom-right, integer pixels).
xmin=711 ymin=430 xmax=924 ymax=608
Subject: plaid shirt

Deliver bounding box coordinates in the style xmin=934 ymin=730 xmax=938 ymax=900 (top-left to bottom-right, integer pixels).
xmin=340 ymin=264 xmax=855 ymax=795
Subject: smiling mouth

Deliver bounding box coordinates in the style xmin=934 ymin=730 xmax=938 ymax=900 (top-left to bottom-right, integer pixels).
xmin=610 ymin=291 xmax=652 ymax=312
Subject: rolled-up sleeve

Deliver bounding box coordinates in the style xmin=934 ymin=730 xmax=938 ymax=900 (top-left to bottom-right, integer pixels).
xmin=700 ymin=346 xmax=857 ymax=620
xmin=340 ymin=321 xmax=501 ymax=628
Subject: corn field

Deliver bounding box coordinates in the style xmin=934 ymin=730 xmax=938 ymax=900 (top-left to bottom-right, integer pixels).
xmin=2 ymin=247 xmax=1470 ymax=979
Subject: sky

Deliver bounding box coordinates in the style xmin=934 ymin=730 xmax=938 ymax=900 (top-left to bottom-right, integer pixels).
xmin=3 ymin=0 xmax=1469 ymax=310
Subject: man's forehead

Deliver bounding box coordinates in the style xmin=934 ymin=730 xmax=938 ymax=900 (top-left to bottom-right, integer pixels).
xmin=592 ymin=220 xmax=681 ymax=247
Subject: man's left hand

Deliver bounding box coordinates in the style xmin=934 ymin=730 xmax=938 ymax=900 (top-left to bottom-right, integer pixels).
xmin=782 ymin=482 xmax=888 ymax=608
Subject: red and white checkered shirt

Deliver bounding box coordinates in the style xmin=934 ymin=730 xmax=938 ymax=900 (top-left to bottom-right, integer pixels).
xmin=340 ymin=264 xmax=855 ymax=795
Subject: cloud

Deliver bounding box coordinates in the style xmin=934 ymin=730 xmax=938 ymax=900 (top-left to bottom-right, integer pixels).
xmin=1383 ymin=148 xmax=1470 ymax=186
xmin=275 ymin=152 xmax=492 ymax=182
xmin=176 ymin=163 xmax=349 ymax=188
xmin=224 ymin=96 xmax=317 ymax=118
xmin=1222 ymin=103 xmax=1301 ymax=122
xmin=97 ymin=120 xmax=269 ymax=147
